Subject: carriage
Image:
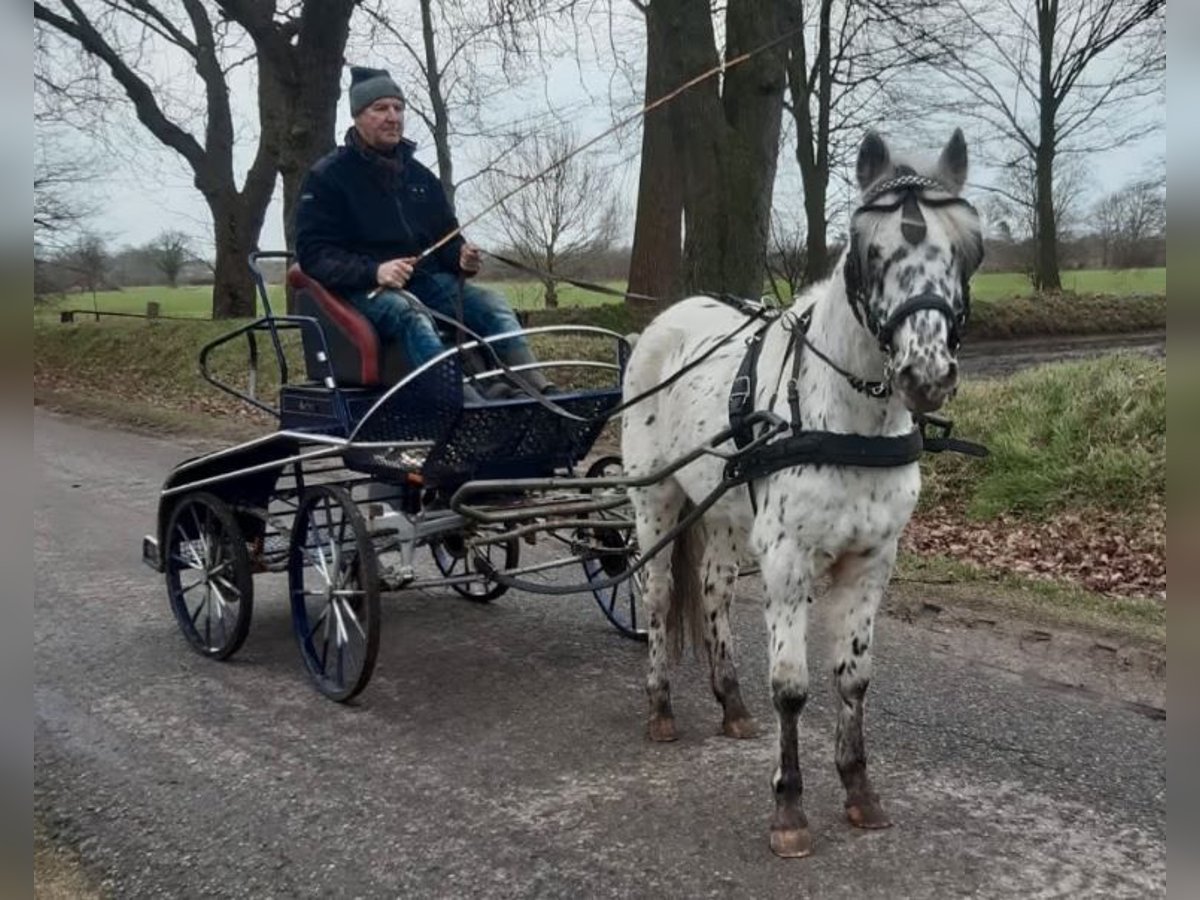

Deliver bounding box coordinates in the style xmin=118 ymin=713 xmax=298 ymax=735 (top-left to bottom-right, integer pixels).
xmin=141 ymin=251 xmax=650 ymax=702
xmin=142 ymin=128 xmax=991 ymax=855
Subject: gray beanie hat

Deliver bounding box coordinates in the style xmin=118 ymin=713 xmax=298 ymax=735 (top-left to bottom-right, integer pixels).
xmin=349 ymin=66 xmax=405 ymax=116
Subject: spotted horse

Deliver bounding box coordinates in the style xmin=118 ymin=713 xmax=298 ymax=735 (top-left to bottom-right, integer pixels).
xmin=621 ymin=129 xmax=984 ymax=858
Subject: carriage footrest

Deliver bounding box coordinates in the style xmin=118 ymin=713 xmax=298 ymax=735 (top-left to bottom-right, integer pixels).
xmin=142 ymin=535 xmax=162 ymax=572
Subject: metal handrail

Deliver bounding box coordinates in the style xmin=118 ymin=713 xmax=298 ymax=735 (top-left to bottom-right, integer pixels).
xmin=248 ymin=250 xmax=295 ymax=386
xmin=197 ymin=314 xmax=334 ymax=418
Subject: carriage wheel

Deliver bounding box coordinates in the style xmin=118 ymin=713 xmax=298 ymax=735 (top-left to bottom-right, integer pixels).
xmin=164 ymin=492 xmax=253 ymax=660
xmin=287 ymin=484 xmax=381 ymax=702
xmin=429 ymin=526 xmax=520 ymax=603
xmin=580 ymin=456 xmax=647 ymax=642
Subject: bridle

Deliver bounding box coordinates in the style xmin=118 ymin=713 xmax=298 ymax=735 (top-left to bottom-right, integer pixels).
xmin=844 ymin=173 xmax=981 ymax=357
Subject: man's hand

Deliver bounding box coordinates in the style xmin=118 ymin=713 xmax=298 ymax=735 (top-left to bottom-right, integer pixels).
xmin=459 ymin=243 xmax=482 ymax=275
xmin=376 ymin=257 xmax=416 ymax=289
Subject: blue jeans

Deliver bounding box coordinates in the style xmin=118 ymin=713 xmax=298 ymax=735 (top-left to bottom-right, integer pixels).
xmin=347 ymin=271 xmax=526 ymax=369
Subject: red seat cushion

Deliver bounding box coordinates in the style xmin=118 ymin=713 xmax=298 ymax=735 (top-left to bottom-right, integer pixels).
xmin=287 ymin=266 xmax=381 ymax=386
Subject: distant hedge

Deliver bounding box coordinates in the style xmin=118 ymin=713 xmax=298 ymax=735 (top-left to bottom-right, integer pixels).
xmin=519 ymin=291 xmax=1165 ymax=340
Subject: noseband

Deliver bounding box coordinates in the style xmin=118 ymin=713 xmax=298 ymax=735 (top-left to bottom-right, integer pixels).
xmin=845 ymin=174 xmax=980 ymax=354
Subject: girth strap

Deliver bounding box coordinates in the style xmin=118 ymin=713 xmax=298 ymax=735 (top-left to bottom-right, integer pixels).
xmin=725 ymin=429 xmax=924 ymax=484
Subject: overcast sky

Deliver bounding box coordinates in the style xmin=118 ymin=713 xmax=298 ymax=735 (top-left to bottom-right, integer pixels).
xmin=46 ymin=6 xmax=1166 ymax=258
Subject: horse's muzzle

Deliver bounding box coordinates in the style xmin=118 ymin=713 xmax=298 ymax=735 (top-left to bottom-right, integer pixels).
xmin=894 ymin=356 xmax=958 ymax=413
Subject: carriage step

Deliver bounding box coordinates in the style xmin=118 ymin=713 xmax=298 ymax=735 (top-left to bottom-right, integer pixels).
xmin=142 ymin=535 xmax=162 ymax=572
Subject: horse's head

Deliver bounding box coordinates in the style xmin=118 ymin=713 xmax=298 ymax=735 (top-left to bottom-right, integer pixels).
xmin=844 ymin=129 xmax=984 ymax=413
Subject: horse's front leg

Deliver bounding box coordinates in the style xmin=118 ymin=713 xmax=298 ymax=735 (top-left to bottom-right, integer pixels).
xmin=699 ymin=523 xmax=756 ymax=738
xmin=829 ymin=545 xmax=896 ymax=830
xmin=761 ymin=561 xmax=813 ymax=857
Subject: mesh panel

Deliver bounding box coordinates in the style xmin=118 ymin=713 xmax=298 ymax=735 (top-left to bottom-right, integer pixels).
xmin=421 ymin=390 xmax=620 ymax=486
xmin=352 ymin=355 xmax=464 ymax=444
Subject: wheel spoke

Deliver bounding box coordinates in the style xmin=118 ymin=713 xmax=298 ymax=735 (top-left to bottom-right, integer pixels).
xmin=303 ymin=542 xmax=332 ymax=584
xmin=307 ymin=603 xmax=331 ymax=642
xmin=338 ymin=598 xmax=367 ymax=641
xmin=171 ymin=549 xmax=204 ymax=571
xmin=178 ymin=576 xmax=207 ymax=596
xmin=211 ymin=574 xmax=241 ymax=601
xmin=178 ymin=532 xmax=205 ymax=570
xmin=190 ymin=589 xmax=210 ymax=627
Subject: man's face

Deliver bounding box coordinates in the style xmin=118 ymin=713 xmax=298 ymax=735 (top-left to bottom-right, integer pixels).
xmin=354 ymin=97 xmax=405 ymax=151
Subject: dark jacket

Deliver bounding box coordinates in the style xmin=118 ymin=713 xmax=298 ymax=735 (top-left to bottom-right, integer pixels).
xmin=295 ymin=131 xmax=465 ymax=294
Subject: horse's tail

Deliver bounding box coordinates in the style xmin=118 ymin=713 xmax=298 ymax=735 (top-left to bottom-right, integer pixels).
xmin=665 ymin=499 xmax=707 ymax=664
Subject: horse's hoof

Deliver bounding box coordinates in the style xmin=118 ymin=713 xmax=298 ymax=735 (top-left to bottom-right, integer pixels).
xmin=648 ymin=716 xmax=678 ymax=742
xmin=722 ymin=716 xmax=759 ymax=739
xmin=769 ymin=827 xmax=812 ymax=858
xmin=846 ymin=796 xmax=892 ymax=829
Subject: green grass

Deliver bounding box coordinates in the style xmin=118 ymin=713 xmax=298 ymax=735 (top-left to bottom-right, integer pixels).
xmin=921 ymin=354 xmax=1165 ymax=519
xmin=35 ymin=284 xmax=276 ymax=319
xmin=970 ymin=267 xmax=1166 ymax=300
xmin=33 ymin=279 xmax=624 ymax=321
xmin=34 ymin=267 xmax=1167 ymax=323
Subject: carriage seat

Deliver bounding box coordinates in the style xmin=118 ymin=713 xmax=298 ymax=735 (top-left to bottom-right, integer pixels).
xmin=288 ymin=265 xmax=407 ymax=388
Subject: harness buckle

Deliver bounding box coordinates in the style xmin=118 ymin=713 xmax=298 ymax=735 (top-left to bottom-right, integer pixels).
xmin=729 ymin=374 xmax=752 ymax=409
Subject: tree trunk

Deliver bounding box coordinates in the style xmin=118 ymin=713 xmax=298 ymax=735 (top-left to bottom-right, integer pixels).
xmin=626 ymin=2 xmax=684 ymax=316
xmin=672 ymin=0 xmax=786 ymax=297
xmin=1033 ymin=145 xmax=1060 ymax=291
xmin=544 ymin=278 xmax=558 ymax=309
xmin=786 ymin=0 xmax=832 ymax=287
xmin=249 ymin=1 xmax=356 ymax=312
xmin=1034 ymin=0 xmax=1061 ymax=292
xmin=209 ymin=195 xmax=261 ymax=318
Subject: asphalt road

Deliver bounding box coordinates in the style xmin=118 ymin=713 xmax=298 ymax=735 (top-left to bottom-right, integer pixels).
xmin=35 ymin=410 xmax=1165 ymax=898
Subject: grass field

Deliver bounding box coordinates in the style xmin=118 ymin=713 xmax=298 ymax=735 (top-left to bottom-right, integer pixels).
xmin=35 ymin=267 xmax=1167 ymax=321
xmin=920 ymin=354 xmax=1165 ymax=518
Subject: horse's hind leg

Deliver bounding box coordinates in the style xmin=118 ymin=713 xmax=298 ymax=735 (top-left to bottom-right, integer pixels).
xmin=828 ymin=546 xmax=895 ymax=830
xmin=628 ymin=479 xmax=687 ymax=742
xmin=698 ymin=523 xmax=757 ymax=738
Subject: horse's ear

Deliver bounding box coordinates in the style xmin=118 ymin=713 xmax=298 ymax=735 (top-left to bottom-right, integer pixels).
xmin=856 ymin=131 xmax=891 ymax=192
xmin=937 ymin=129 xmax=969 ymax=194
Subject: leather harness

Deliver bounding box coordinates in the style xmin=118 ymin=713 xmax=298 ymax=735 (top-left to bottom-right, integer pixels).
xmin=722 ymin=174 xmax=990 ymax=513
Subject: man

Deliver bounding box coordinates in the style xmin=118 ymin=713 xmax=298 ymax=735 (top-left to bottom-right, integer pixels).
xmin=295 ymin=66 xmax=551 ymax=397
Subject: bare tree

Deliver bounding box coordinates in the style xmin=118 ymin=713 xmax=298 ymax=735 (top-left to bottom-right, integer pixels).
xmin=781 ymin=1 xmax=949 ymax=287
xmin=625 ymin=0 xmax=788 ymax=299
xmin=922 ymin=0 xmax=1164 ymax=290
xmin=983 ymin=154 xmax=1092 ymax=268
xmin=626 ymin=1 xmax=684 ymax=312
xmin=146 ymin=230 xmax=195 ymax=288
xmin=765 ymin=208 xmax=808 ymax=301
xmin=1094 ymin=174 xmax=1165 ymax=269
xmin=363 ymin=0 xmax=551 ymax=209
xmin=218 ymin=1 xmax=359 ymax=254
xmin=35 ymin=54 xmax=97 ymax=247
xmin=485 ymin=127 xmax=623 ymax=308
xmin=35 ymin=1 xmax=359 ymax=318
xmin=34 ymin=134 xmax=92 ymax=244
